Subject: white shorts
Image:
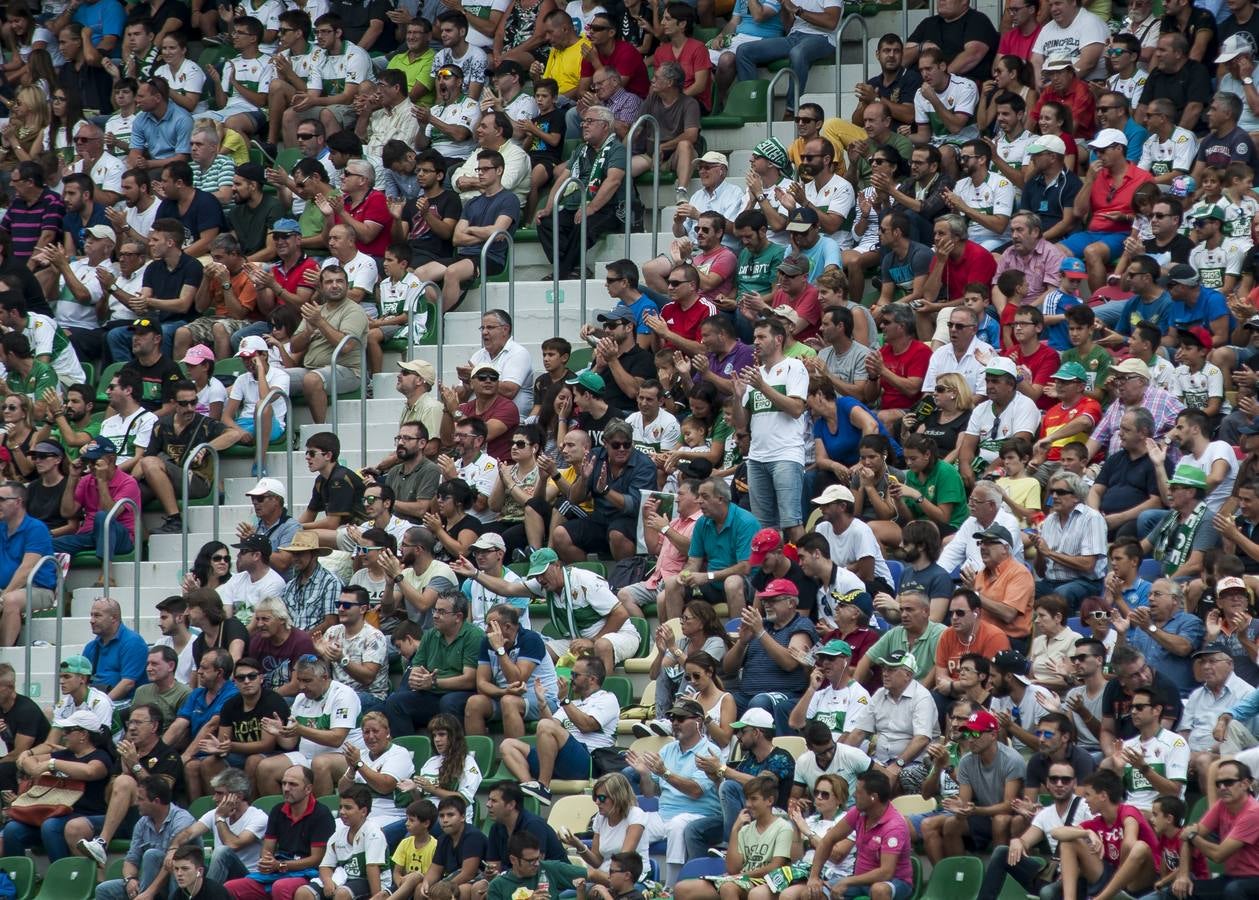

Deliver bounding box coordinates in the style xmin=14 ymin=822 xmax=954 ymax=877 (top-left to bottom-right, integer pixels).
xmin=642 ymin=809 xmax=705 ymax=864
xmin=707 ymin=33 xmax=757 ymax=64
xmin=547 ymin=620 xmax=640 ymax=664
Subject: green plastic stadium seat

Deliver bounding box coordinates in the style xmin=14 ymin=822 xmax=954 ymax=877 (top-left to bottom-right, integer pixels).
xmin=394 ymin=734 xmax=432 ymax=772
xmin=603 ymin=675 xmax=633 ymax=708
xmin=95 ymin=361 xmax=127 ymax=402
xmin=467 ymin=734 xmax=494 ymax=776
xmin=253 ymin=794 xmax=284 ymax=814
xmin=0 ymin=856 xmax=34 ymax=900
xmin=702 ymin=79 xmax=770 ymax=128
xmin=32 ymin=858 xmax=94 ymax=900
xmin=918 ymin=857 xmax=983 ymax=900
xmin=318 ymin=794 xmax=340 ymax=812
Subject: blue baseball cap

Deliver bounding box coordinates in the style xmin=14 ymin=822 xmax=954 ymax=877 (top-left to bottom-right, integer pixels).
xmin=270 ymin=218 xmax=301 ymax=235
xmin=1060 ymin=257 xmax=1087 ymax=277
xmin=81 ymin=436 xmax=118 ymax=460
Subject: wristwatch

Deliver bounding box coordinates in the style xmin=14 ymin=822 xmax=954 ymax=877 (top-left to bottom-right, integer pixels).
xmin=393 ymin=574 xmax=405 ymax=585
xmin=1246 ymin=77 xmax=1254 ymax=86
xmin=1146 ymin=624 xmax=1157 ymax=633
xmin=495 ymin=646 xmax=507 ymax=657
xmin=340 ymin=656 xmax=350 ymax=667
xmin=892 ymin=757 xmax=907 ymax=768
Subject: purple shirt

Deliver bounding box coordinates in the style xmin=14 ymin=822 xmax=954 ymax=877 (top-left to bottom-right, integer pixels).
xmin=606 ymin=87 xmax=643 ymax=125
xmin=0 ymin=189 xmax=65 ymax=261
xmin=707 ymin=341 xmax=756 ymax=384
xmin=843 ymin=803 xmax=913 ymax=883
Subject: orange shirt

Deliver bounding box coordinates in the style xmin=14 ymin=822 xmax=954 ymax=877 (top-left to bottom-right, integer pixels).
xmin=974 ymin=557 xmax=1035 ymax=639
xmin=935 ymin=618 xmax=1011 ymax=680
xmin=1040 ymin=397 xmax=1102 ymax=461
xmin=209 ymin=267 xmax=259 ymax=318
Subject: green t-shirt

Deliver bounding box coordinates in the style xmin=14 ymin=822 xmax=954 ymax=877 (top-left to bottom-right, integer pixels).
xmin=52 ymin=416 xmax=101 ymax=461
xmin=1060 ymin=344 xmax=1113 ymax=395
xmin=864 ymin=621 xmax=947 ymax=679
xmin=386 ymin=48 xmax=436 ymax=104
xmin=735 ymin=242 xmax=786 ymax=297
xmin=299 ymin=202 xmax=326 ymax=239
xmin=487 ymin=861 xmax=587 ymax=900
xmin=7 ymin=359 xmax=59 ymax=401
xmin=411 ymin=620 xmax=484 ymax=692
xmin=906 ymin=460 xmax=968 ymax=529
xmin=735 ymin=816 xmax=794 ymax=873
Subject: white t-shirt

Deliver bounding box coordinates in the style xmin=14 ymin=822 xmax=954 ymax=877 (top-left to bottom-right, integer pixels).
xmin=198 ymin=806 xmax=269 ymax=872
xmin=98 ymin=407 xmax=159 ymax=462
xmin=126 ymin=199 xmax=160 ymax=238
xmin=54 ymin=687 xmax=114 ymax=732
xmin=964 ymin=393 xmax=1043 ymax=465
xmin=196 ymin=378 xmax=228 ymax=416
xmin=229 ymin=368 xmax=290 ymax=430
xmin=290 ymin=679 xmax=363 ymax=760
xmin=743 ymin=357 xmax=809 ymax=464
xmin=914 ymin=75 xmax=979 ymax=145
xmin=563 ymin=0 xmax=606 ymax=32
xmin=457 ymin=451 xmax=500 ymax=523
xmin=627 ymin=409 xmax=681 ymax=454
xmin=155 ymin=59 xmax=208 ymax=115
xmin=1189 ymin=242 xmax=1243 ymax=291
xmin=72 ymin=152 xmax=126 ymax=196
xmin=469 ymin=338 xmax=535 ymax=417
xmin=56 ymin=259 xmax=107 ymax=330
xmin=1120 ymin=728 xmax=1189 ymax=811
xmin=788 ymin=0 xmax=841 ymax=39
xmin=555 ymin=688 xmax=621 ymax=750
xmin=218 ymin=567 xmax=287 ymax=621
xmin=1032 ymin=8 xmax=1110 ymax=80
xmin=1184 ymin=439 xmax=1238 ymax=513
xmin=803 ymin=679 xmax=872 ymax=735
xmin=953 ymin=172 xmax=1015 ymax=247
xmin=814 ymin=518 xmax=894 ymax=588
xmin=593 ymin=805 xmax=650 ymax=871
xmin=1031 ymin=797 xmax=1093 ymax=853
xmin=352 ymin=742 xmax=416 ymax=824
xmin=322 ymin=819 xmax=391 ymax=891
xmin=419 ymin=751 xmax=483 ymax=821
xmin=793 ymin=743 xmax=872 ymax=801
xmin=154 ymin=635 xmax=196 ymax=685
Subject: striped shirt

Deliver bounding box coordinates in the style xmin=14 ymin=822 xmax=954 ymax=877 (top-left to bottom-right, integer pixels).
xmin=193 ymin=155 xmax=236 ymax=200
xmin=0 ymin=189 xmax=65 ymax=261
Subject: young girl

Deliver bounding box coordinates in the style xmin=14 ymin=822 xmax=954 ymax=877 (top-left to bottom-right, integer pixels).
xmin=993 ymin=436 xmax=1042 ymax=526
xmin=400 ymin=715 xmax=482 ymax=822
xmin=1185 ymin=167 xmax=1226 ymax=232
xmin=179 ymin=344 xmax=227 ymax=419
xmin=848 ymin=433 xmax=903 ymax=550
xmin=349 ymin=527 xmax=397 ymax=606
xmin=19 ymin=48 xmax=57 ymax=101
xmin=1130 ymin=181 xmax=1160 ymax=241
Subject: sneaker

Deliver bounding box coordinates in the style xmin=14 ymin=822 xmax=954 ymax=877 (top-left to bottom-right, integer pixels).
xmin=153 ymin=515 xmax=183 ymax=534
xmin=520 ymin=781 xmax=552 ymax=805
xmin=78 ymin=837 xmax=107 ymax=866
xmin=648 ymin=718 xmax=673 ymax=736
xmin=631 ymin=722 xmax=653 ymax=738
xmin=707 ymin=848 xmax=726 ymax=859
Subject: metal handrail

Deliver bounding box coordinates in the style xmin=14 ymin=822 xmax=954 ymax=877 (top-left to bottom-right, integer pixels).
xmin=767 ymin=69 xmax=800 ymax=140
xmin=624 ymin=114 xmax=660 ymax=260
xmin=254 ymin=387 xmax=295 ymax=512
xmin=836 ymin=14 xmax=870 ymax=95
xmin=180 ymin=442 xmax=220 ymax=572
xmin=329 ymin=334 xmax=368 ymax=468
xmin=479 ymin=228 xmax=516 ymax=323
xmin=405 ymin=280 xmax=437 ymax=363
xmin=550 ymin=172 xmax=590 ymax=336
xmin=101 ymin=497 xmax=142 ymax=631
xmin=22 ymin=554 xmax=61 ymax=698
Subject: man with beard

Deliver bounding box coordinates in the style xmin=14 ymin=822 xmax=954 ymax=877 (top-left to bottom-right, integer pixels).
xmin=988 ymin=93 xmax=1036 ymax=190
xmin=379 ymin=526 xmax=458 ymax=630
xmin=589 ymin=307 xmax=657 ymax=417
xmin=943 ymin=139 xmax=1014 ymax=251
xmin=286 ymin=266 xmax=369 ymax=425
xmin=853 ymin=34 xmax=921 ymax=127
xmin=1017 ymin=136 xmax=1082 ymax=242
xmin=218 ymin=535 xmax=286 ymax=620
xmin=1137 ymin=99 xmax=1198 ymax=191
xmin=226 ymin=163 xmax=284 ymax=260
xmin=44 ymin=383 xmax=98 ymax=455
xmin=645 ymin=210 xmax=737 ymax=303
xmin=396 ymin=149 xmax=462 ymax=269
xmin=1116 ymin=196 xmax=1193 ymax=274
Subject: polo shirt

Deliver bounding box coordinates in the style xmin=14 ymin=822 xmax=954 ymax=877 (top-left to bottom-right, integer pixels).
xmin=688 ymin=503 xmax=760 ymax=570
xmin=973 ymin=558 xmax=1035 ymax=640
xmin=0 ymin=513 xmax=55 ymax=590
xmin=865 ymin=622 xmax=946 ymax=680
xmin=266 ymin=794 xmax=336 ymax=860
xmin=0 ymin=190 xmax=64 ymax=260
xmin=848 ymin=680 xmax=939 ymax=764
xmin=1087 ymin=164 xmax=1154 ymax=232
xmin=5 ymin=359 xmax=57 ymax=402
xmin=486 ymin=860 xmax=584 ymax=900
xmin=1039 ymin=504 xmax=1108 ymax=581
xmin=142 ymin=253 xmax=203 ymax=318
xmin=84 ymin=622 xmax=150 ymax=695
xmin=1095 ymin=451 xmax=1167 ymax=515
xmin=485 ymin=809 xmax=567 ymax=865
xmin=412 ymin=621 xmax=483 ymax=692
xmin=654 ymin=737 xmax=723 ymax=817
xmin=1019 ymin=168 xmax=1083 ymax=235
xmin=343 ymin=189 xmax=393 ymax=257
xmin=130 ymin=101 xmax=193 ymax=161
xmin=1200 ymin=796 xmax=1259 ymax=876
xmin=175 ymin=681 xmax=239 ymax=737
xmin=1124 ymin=610 xmax=1205 ymax=696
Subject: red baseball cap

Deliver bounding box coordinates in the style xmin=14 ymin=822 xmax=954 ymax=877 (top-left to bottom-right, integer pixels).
xmin=1176 ymin=325 xmax=1214 ymax=350
xmin=755 ymin=578 xmax=799 ymax=600
xmin=749 ymin=528 xmax=784 ymax=567
xmin=964 ymin=709 xmax=1000 ymax=733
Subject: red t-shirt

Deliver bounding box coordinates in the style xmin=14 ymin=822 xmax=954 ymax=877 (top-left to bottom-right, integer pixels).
xmin=929 ymin=240 xmax=998 ymax=302
xmin=1039 ymin=397 xmax=1102 ymax=461
xmin=1084 ymin=804 xmax=1160 ymax=866
xmin=343 ymin=190 xmax=393 ymax=258
xmin=581 ymin=39 xmax=650 ymax=98
xmin=770 ymin=283 xmax=822 ymax=342
xmin=1153 ymin=828 xmax=1209 ymax=880
xmin=660 ymin=296 xmax=718 ymax=350
xmin=1032 ymin=81 xmax=1097 ymax=142
xmin=273 ymin=256 xmax=319 ymax=305
xmin=694 ymin=246 xmax=737 ymax=303
xmin=458 ymin=394 xmax=521 ymax=462
xmin=1199 ymin=796 xmax=1259 ymax=877
xmin=997 ymin=26 xmax=1041 ymax=59
xmin=653 ymin=39 xmax=712 ymax=111
xmin=1010 ymin=341 xmax=1061 ymax=410
xmin=1088 ymin=165 xmax=1154 ymax=233
xmin=879 ymin=339 xmax=932 ymax=410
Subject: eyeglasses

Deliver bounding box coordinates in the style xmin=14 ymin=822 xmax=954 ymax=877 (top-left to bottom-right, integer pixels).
xmin=336 ymin=601 xmax=364 ymax=610
xmin=605 ymin=276 xmax=624 ymax=284
xmin=1034 ymin=729 xmax=1057 ymax=739
xmin=364 ymin=495 xmax=382 ymax=504
xmin=518 ymin=856 xmax=542 ymax=866
xmin=1050 ymin=488 xmax=1073 ymax=496
xmin=1047 ymin=775 xmax=1075 ymax=784
xmin=814 ymin=789 xmax=832 ymax=798
xmin=1129 ymin=703 xmax=1153 ymax=711
xmin=947 ymin=322 xmax=972 ymax=329
xmin=234 ymin=672 xmax=260 ymax=682
xmin=607 ymin=440 xmax=631 ymax=449
xmin=933 ymin=386 xmax=955 ymax=394
xmin=175 ymin=399 xmax=197 ymax=407
xmin=210 ymin=554 xmax=230 ymax=562
xmin=1096 ymin=105 xmax=1124 ymax=112
xmin=1069 ymin=653 xmax=1096 ymax=662
xmin=667 ymin=714 xmax=695 ymax=722
xmin=73 ymin=136 xmax=93 ymax=143
xmin=432 ymin=607 xmax=455 ymax=617
xmin=474 ymin=373 xmax=499 ymax=381
xmin=0 ymin=496 xmax=19 ymax=503
xmin=2 ymin=405 xmax=20 ymax=412
xmin=666 ymin=279 xmax=688 ymax=287
xmin=474 ymin=166 xmax=501 ymax=173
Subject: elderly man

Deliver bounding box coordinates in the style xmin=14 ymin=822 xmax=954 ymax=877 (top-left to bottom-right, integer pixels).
xmin=537 ymin=106 xmax=627 ymax=280
xmin=1185 ymin=647 xmax=1255 ymax=786
xmin=456 ymin=309 xmax=535 ymax=419
xmin=994 ymin=212 xmax=1066 ymax=307
xmin=852 ymin=587 xmax=945 ymax=690
xmin=1032 ymin=58 xmax=1097 ymax=142
xmin=355 ymin=69 xmax=419 ymax=162
xmin=666 ymin=152 xmax=744 ymax=253
xmin=1119 ymin=577 xmax=1205 ymax=700
xmin=1086 ymin=357 xmax=1184 ymax=458
xmin=187 ymin=127 xmax=236 ymax=206
xmin=285 ymin=266 xmax=369 ymax=425
xmin=168 ymin=767 xmax=269 ymax=885
xmin=1202 ymin=576 xmax=1259 ymax=685
xmin=1088 ymin=408 xmax=1169 ymax=539
xmin=919 ymin=217 xmax=998 ymax=333
xmin=1139 ymin=462 xmax=1218 ymax=580
xmin=959 ymin=525 xmax=1035 ymax=652
xmin=844 ymin=650 xmax=939 ymax=794
xmin=1032 ymin=472 xmax=1109 ymax=605
xmin=70 ymin=121 xmax=124 ymax=206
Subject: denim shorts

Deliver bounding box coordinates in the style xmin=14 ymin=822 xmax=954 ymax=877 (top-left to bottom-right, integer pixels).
xmin=1061 ymin=230 xmax=1127 ymax=258
xmin=747 ymin=458 xmax=805 ymax=528
xmin=527 ymin=734 xmax=592 ymax=780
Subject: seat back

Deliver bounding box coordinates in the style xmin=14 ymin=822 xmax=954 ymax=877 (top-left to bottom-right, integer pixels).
xmin=467 ymin=734 xmax=495 ymax=776
xmin=318 ymin=793 xmax=340 ymax=812
xmin=395 ymin=734 xmax=433 ymax=772
xmin=0 ymin=856 xmax=34 ymax=900
xmin=253 ymin=794 xmax=284 ymax=814
xmin=627 ymin=735 xmax=670 ymax=754
xmin=677 ymin=858 xmax=726 ymax=881
xmin=33 ymin=857 xmax=95 ymax=900
xmin=771 ymin=736 xmax=806 ymax=757
xmin=604 ymin=675 xmax=634 ymax=708
xmin=920 ymin=856 xmax=983 ymax=900
xmin=547 ymin=794 xmax=598 ymax=835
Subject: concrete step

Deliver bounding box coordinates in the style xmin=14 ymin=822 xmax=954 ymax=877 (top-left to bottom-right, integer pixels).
xmin=28 ymin=615 xmax=161 ymax=644
xmin=1 ymin=643 xmax=87 ymax=672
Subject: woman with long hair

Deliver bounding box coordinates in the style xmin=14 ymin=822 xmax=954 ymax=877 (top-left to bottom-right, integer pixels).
xmin=405 ymin=714 xmax=482 ymax=821
xmin=47 ymin=86 xmax=85 ymax=163
xmin=186 ymin=587 xmax=250 ymax=662
xmin=891 ymin=433 xmax=968 ymax=535
xmin=537 ymin=380 xmax=574 ymax=457
xmin=19 ymin=48 xmax=57 ymax=99
xmin=904 ymin=372 xmax=973 ymax=464
xmin=182 ymin=540 xmax=232 ymax=593
xmin=643 ymin=601 xmax=732 ymax=734
xmin=1 ymin=393 xmax=47 ymax=479
xmin=424 ymin=479 xmax=482 ymax=562
xmin=562 ymin=772 xmax=649 ymax=872
xmin=848 ymin=433 xmax=904 ymax=550
xmin=1036 ymin=101 xmax=1078 ymax=171
xmin=153 ymin=33 xmax=207 ymax=115
xmin=1 ymin=6 xmax=59 ymax=84
xmin=489 ymin=424 xmax=542 ymax=557
xmin=978 ymin=54 xmax=1038 ymax=133
xmin=678 ymin=650 xmax=735 ymax=750
xmin=0 ymin=85 xmax=49 ymax=164
xmin=782 ymin=771 xmax=849 ymax=898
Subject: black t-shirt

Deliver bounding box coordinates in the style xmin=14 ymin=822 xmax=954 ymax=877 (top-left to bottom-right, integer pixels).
xmin=155 ymin=190 xmax=227 ymax=249
xmin=752 ymin=561 xmax=820 ymax=618
xmin=310 ymin=463 xmax=366 ymax=518
xmin=141 ymin=253 xmax=204 ymax=319
xmin=405 ymin=190 xmax=462 ymax=267
xmin=594 ymin=345 xmax=656 ymax=416
xmin=434 ymin=825 xmax=488 ymax=874
xmin=1138 ymin=62 xmax=1213 ymax=123
xmin=57 ymin=748 xmax=114 ymax=814
xmin=119 ymin=738 xmax=186 ymax=799
xmin=218 ymin=688 xmax=289 ymax=747
xmin=1095 ymin=451 xmax=1169 ymax=515
xmin=185 ymin=878 xmax=232 ymax=900
xmin=191 ymin=617 xmax=250 ymax=668
xmin=0 ymin=694 xmax=50 ymax=749
xmin=908 ymin=9 xmax=1000 ymax=82
xmin=329 ymin=0 xmax=395 ymax=52
xmin=1160 ymin=8 xmax=1219 ymax=69
xmin=25 ymin=478 xmax=67 ymax=530
xmin=149 ymin=0 xmax=193 ymax=41
xmin=1220 ymin=10 xmax=1259 ymax=57
xmin=267 ymin=796 xmax=336 ymax=860
xmin=919 ymin=409 xmax=971 ymax=460
xmin=1100 ymin=670 xmax=1184 ymax=741
xmin=125 ymin=357 xmax=183 ymax=411
xmin=149 ymin=413 xmax=226 ymax=481
xmin=1195 ymin=126 xmax=1257 ymax=169
xmin=576 ymin=407 xmax=617 ymax=446
xmin=528 ymin=109 xmax=567 ymax=166
xmin=0 ymin=258 xmax=51 ymax=317
xmin=59 ymin=61 xmax=113 ymax=116
xmin=1144 ymin=233 xmax=1194 ymax=267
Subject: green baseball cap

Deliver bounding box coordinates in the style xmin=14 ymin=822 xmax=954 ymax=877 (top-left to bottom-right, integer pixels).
xmin=1168 ymin=463 xmax=1208 ymax=489
xmin=1051 ymin=361 xmax=1088 ymax=382
xmin=815 ymin=639 xmax=853 ymax=658
xmin=565 ymin=370 xmax=606 ymax=393
xmin=525 ymin=547 xmax=560 ymax=578
xmin=60 ymin=655 xmax=93 ymax=676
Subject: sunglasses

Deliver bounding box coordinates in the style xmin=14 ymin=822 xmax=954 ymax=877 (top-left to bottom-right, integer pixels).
xmin=210 ymin=554 xmax=230 ymax=562
xmin=474 ymin=373 xmax=499 ymax=381
xmin=1216 ymin=778 xmax=1242 ymax=789
xmin=234 ymin=672 xmax=260 ymax=682
xmin=1047 ymin=775 xmax=1075 ymax=784
xmin=607 ymin=441 xmax=631 ymax=449
xmin=959 ymin=729 xmax=985 ymax=739
xmin=175 ymin=399 xmax=197 ymax=407
xmin=948 ymin=609 xmax=969 ymax=619
xmin=336 ymin=601 xmax=365 ymax=610
xmin=1050 ymin=488 xmax=1073 ymax=496
xmin=666 ymin=279 xmax=688 ymax=287
xmin=1034 ymin=729 xmax=1057 ymax=739
xmin=1129 ymin=703 xmax=1153 ymax=711
xmin=511 ymin=440 xmax=531 ymax=448
xmin=814 ymin=789 xmax=832 ymax=798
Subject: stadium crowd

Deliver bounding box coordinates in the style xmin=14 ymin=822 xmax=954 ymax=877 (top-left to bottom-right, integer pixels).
xmin=9 ymin=0 xmax=1259 ymax=898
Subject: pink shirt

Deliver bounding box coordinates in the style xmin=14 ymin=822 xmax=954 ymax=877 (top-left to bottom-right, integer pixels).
xmin=842 ymin=803 xmax=913 ymax=883
xmin=647 ymin=510 xmax=700 ymax=589
xmin=695 ymin=246 xmax=737 ymax=304
xmin=1199 ymin=796 xmax=1259 ymax=876
xmin=74 ymin=468 xmax=142 ymax=539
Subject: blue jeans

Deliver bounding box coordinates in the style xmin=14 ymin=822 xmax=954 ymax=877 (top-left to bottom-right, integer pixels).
xmin=231 ymin=320 xmax=271 ymax=352
xmin=1 ymin=813 xmax=105 ymax=860
xmin=1034 ymin=577 xmax=1104 ymax=611
xmin=732 ymin=689 xmax=797 ymax=734
xmin=384 ymin=689 xmax=473 ymax=737
xmin=207 ymin=845 xmax=249 ymax=883
xmin=107 ymin=321 xmax=181 ymax=363
xmin=53 ymin=517 xmax=134 ymax=559
xmin=1137 ymin=508 xmax=1166 ymax=540
xmin=97 ymin=848 xmax=172 ymax=900
xmin=358 ymin=691 xmax=386 ymax=716
xmin=746 ymin=459 xmax=804 ymax=530
xmin=733 ymin=33 xmax=833 ymax=110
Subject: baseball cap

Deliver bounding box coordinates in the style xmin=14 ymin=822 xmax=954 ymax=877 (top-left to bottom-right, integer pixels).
xmin=963 ymin=709 xmax=1000 ymax=733
xmin=1159 ymin=264 xmax=1200 ymax=287
xmin=1217 ymin=576 xmax=1250 ymax=595
xmin=676 ymin=458 xmax=713 ymax=479
xmin=1168 ymin=463 xmax=1208 ymax=489
xmin=754 ymin=577 xmax=799 ymax=600
xmin=60 ymin=655 xmax=93 ymax=676
xmin=245 ymin=477 xmax=287 ymax=503
xmin=748 ymin=528 xmax=784 ymax=567
xmin=565 ymin=370 xmax=606 ymax=393
xmin=815 ymin=639 xmax=853 ymax=658
xmin=1176 ymin=325 xmax=1214 ymax=349
xmin=81 ymin=437 xmax=118 ymax=460
xmin=471 ymin=362 xmax=501 ymax=379
xmin=1060 ymin=257 xmax=1088 ymax=278
xmin=232 ymin=534 xmax=272 ymax=554
xmin=470 ymin=533 xmax=507 ymax=552
xmin=1027 ymin=134 xmax=1067 ymax=156
xmin=398 ymin=359 xmax=436 ymax=384
xmin=777 ymin=254 xmax=810 ymax=277
xmin=975 ymin=524 xmax=1015 ymax=546
xmin=270 ymin=218 xmax=302 ymax=235
xmin=1110 ymin=357 xmax=1150 ymax=379
xmin=235 ymin=162 xmax=266 ymax=186
xmin=1088 ymin=127 xmax=1129 ymax=149
xmin=180 ymin=344 xmax=216 ymax=366
xmin=992 ymin=648 xmax=1030 ymax=675
xmin=53 ymin=709 xmax=102 ymax=731
xmin=697 ymin=151 xmax=729 ymax=167
xmin=1043 ymin=56 xmax=1074 ymax=72
xmin=1193 ymin=640 xmax=1234 ymax=658
xmin=1051 ymin=361 xmax=1088 ymax=382
xmin=492 ymin=59 xmax=525 ymax=78
xmin=86 ymin=224 xmax=116 ymax=241
xmin=772 ymin=304 xmax=807 ymax=330
xmin=731 ymin=709 xmax=774 ymax=730
xmin=130 ymin=317 xmax=161 ymax=334
xmin=32 ymin=440 xmax=64 ymax=457
xmin=1192 ymin=205 xmax=1227 ymax=224
xmin=812 ymin=484 xmax=855 ymax=505
xmin=1218 ymin=33 xmax=1253 ymax=62
xmin=666 ymin=697 xmax=706 ymax=719
xmin=596 ymin=305 xmax=637 ymax=325
xmin=985 ymin=357 xmax=1018 ymax=379
xmin=785 ymin=207 xmax=820 ymax=233
xmin=237 ymin=335 xmax=269 ymax=358
xmin=525 ymin=547 xmax=560 ymax=578
xmin=831 ymin=587 xmax=874 ymax=618
xmin=875 ymin=649 xmax=916 ymax=671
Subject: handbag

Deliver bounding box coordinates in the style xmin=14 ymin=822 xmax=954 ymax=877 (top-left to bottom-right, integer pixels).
xmin=7 ymin=774 xmax=85 ymax=825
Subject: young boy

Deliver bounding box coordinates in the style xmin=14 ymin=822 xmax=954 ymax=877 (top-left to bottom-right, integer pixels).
xmin=579 ymin=852 xmax=644 ymax=900
xmin=390 ymin=798 xmax=439 ymax=900
xmin=674 ymin=775 xmax=793 ymax=900
xmin=517 ymin=78 xmax=566 ymax=223
xmin=223 ymin=334 xmax=289 ymax=453
xmin=423 ymin=795 xmax=488 ymax=900
xmin=1170 ymin=325 xmax=1225 ymax=417
xmin=294 ymin=785 xmax=390 ymax=900
xmin=1105 ymin=538 xmax=1153 ymax=614
xmin=1146 ymin=794 xmax=1209 ymax=894
xmin=996 ymin=272 xmax=1029 ymax=351
xmin=1220 ymin=162 xmax=1258 ymax=253
xmin=1058 ymin=443 xmax=1094 ymax=487
xmin=370 ymin=244 xmax=428 ymax=375
xmin=1058 ymin=305 xmax=1114 ymax=400
xmin=1051 ymin=770 xmax=1157 ymax=900
xmin=1184 ymin=167 xmax=1226 ymax=234
xmin=994 ymin=436 xmax=1042 ymax=526
xmin=1127 ymin=319 xmax=1176 ymax=391
xmin=529 ymin=337 xmax=572 ymax=420
xmin=939 ymin=282 xmax=1000 ymax=349
xmin=105 ymin=78 xmax=139 ymax=157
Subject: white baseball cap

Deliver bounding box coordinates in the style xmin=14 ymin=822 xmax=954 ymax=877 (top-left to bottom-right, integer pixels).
xmin=245 ymin=477 xmax=287 ymax=503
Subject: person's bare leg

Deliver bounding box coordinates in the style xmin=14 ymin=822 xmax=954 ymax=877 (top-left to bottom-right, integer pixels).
xmin=280 ymin=106 xmax=302 ymax=147
xmin=172 ymin=325 xmax=194 ymax=362
xmin=96 ymin=773 xmax=138 ymax=845
xmin=534 ymin=719 xmax=564 ymax=786
xmin=312 ymin=751 xmax=346 ymax=796
xmin=659 ymin=576 xmax=686 ymax=622
xmin=549 ymin=525 xmax=588 ymax=563
xmin=269 ymin=83 xmax=295 ymax=144
xmin=1094 ymin=840 xmax=1152 ymax=900
xmin=1083 ymin=242 xmax=1110 ymax=293
xmin=1058 ymin=840 xmax=1082 ymax=900
xmin=714 ymin=52 xmax=736 ymax=110
xmin=255 ymin=754 xmax=290 ymax=796
xmin=62 ymin=817 xmax=97 ymax=858
xmin=211 ymin=322 xmax=232 ymax=362
xmin=674 ymin=140 xmax=695 ymax=190
xmin=940 ymin=811 xmax=968 ymax=858
xmin=920 ymin=812 xmax=946 ymax=863
xmin=609 ymin=530 xmax=636 ymax=560
xmin=464 ymin=694 xmax=493 ymax=736
xmin=500 ymin=694 xmax=526 ymax=739
xmin=225 ymin=113 xmax=257 ymax=137
xmin=523 ymin=504 xmax=547 ymax=551
xmin=499 ymin=737 xmax=532 ymax=782
xmin=304 ymin=371 xmax=328 ymax=424
xmin=723 ymin=574 xmax=746 ymax=618
xmin=0 ymin=593 xmax=26 ymax=646
xmin=593 ymin=636 xmax=616 ymax=675
xmin=442 ymin=259 xmax=476 ymax=312
xmin=319 ymin=108 xmax=341 ymax=137
xmin=642 ymin=254 xmax=673 ymax=295
xmin=367 ymin=327 xmax=385 ymax=375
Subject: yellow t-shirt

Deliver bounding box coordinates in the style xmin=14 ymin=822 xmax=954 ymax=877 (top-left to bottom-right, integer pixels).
xmin=996 ymin=475 xmax=1042 ymax=526
xmin=392 ymin=834 xmax=437 ymax=875
xmin=221 ymin=127 xmax=250 ymax=165
xmin=543 ymin=37 xmax=591 ymax=95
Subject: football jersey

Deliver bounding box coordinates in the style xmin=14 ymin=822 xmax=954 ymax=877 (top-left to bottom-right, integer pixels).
xmin=1188 ymin=242 xmax=1242 ymax=290
xmin=953 ymin=171 xmax=1015 ymax=246
xmin=1170 ymin=362 xmax=1225 ymax=411
xmin=913 ymin=75 xmax=979 ymax=144
xmin=1107 ymin=69 xmax=1149 ymax=104
xmin=222 ymin=55 xmax=274 ymax=110
xmin=313 ymin=42 xmax=372 ymax=97
xmin=1139 ymin=128 xmax=1198 ymax=183
xmin=291 ymin=680 xmax=362 ymax=760
xmin=1121 ymin=728 xmax=1188 ymax=811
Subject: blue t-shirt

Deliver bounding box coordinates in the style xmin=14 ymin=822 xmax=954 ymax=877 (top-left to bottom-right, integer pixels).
xmin=622 ymin=291 xmax=660 ymax=336
xmin=799 ymin=235 xmax=841 ymax=281
xmin=177 ymin=681 xmax=240 ymax=736
xmin=85 ymin=623 xmax=149 ymax=697
xmin=64 ymin=204 xmax=110 ymax=255
xmin=156 ymin=189 xmax=227 ymax=249
xmin=457 ymin=189 xmax=521 ymax=265
xmin=1116 ymin=290 xmax=1175 ymax=335
xmin=980 ymin=308 xmax=1001 ymax=348
xmin=1041 ymin=289 xmax=1081 ymax=352
xmin=72 ymin=0 xmax=125 ymax=52
xmin=0 ymin=513 xmax=55 ymax=590
xmin=813 ymin=396 xmax=902 ymax=466
xmin=1170 ymin=286 xmax=1235 ymax=335
xmin=733 ymin=0 xmax=783 ymax=36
